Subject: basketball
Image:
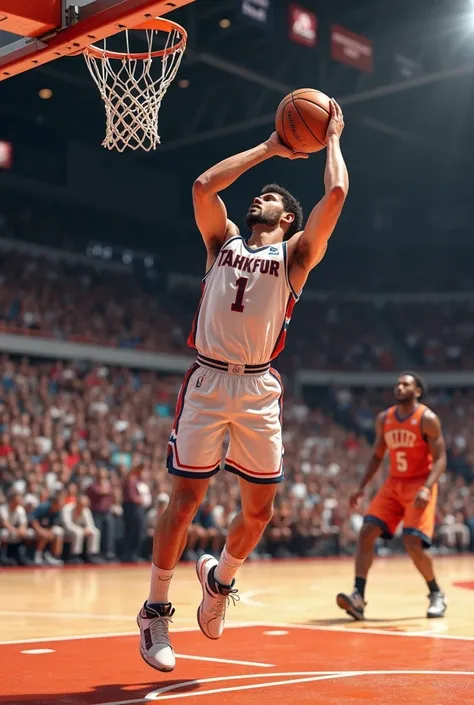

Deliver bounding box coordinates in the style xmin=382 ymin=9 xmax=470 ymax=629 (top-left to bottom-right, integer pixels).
xmin=275 ymin=89 xmax=331 ymax=154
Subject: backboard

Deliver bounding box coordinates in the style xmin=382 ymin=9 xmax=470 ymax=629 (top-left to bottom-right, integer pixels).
xmin=0 ymin=0 xmax=195 ymax=81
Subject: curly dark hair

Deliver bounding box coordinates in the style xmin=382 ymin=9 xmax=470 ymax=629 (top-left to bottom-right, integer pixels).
xmin=400 ymin=371 xmax=428 ymax=399
xmin=260 ymin=183 xmax=304 ymax=239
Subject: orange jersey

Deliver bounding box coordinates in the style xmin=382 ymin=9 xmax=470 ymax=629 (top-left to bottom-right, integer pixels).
xmin=383 ymin=404 xmax=433 ymax=479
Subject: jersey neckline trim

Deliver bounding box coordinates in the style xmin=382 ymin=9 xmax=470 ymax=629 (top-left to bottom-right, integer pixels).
xmin=240 ymin=237 xmax=280 ymax=254
xmin=394 ymin=403 xmax=421 ymax=423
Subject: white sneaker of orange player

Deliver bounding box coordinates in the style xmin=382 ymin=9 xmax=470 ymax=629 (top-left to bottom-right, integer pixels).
xmin=427 ymin=591 xmax=447 ymax=618
xmin=336 ymin=589 xmax=366 ymax=620
xmin=137 ymin=602 xmax=176 ymax=672
xmin=196 ymin=554 xmax=239 ymax=640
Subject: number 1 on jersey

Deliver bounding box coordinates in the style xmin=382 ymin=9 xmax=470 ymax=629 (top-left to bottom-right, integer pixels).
xmin=231 ymin=277 xmax=249 ymax=313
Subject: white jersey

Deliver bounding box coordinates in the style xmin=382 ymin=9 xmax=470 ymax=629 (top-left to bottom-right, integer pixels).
xmin=188 ymin=235 xmax=299 ymax=365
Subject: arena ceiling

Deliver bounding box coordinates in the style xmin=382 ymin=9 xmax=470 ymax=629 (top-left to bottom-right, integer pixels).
xmin=0 ymin=0 xmax=473 ymax=254
xmin=0 ymin=1 xmax=472 ymax=159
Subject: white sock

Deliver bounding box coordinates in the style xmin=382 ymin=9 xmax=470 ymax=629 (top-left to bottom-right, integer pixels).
xmin=148 ymin=563 xmax=174 ymax=604
xmin=215 ymin=546 xmax=244 ymax=586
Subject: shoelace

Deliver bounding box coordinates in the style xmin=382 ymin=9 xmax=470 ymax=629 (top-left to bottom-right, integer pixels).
xmin=351 ymin=591 xmax=365 ymax=607
xmin=212 ymin=589 xmax=240 ymax=618
xmin=428 ymin=592 xmax=443 ymax=604
xmin=149 ymin=614 xmax=173 ymax=647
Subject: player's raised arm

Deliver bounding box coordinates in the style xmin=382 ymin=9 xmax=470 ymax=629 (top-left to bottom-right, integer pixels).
xmin=288 ymin=99 xmax=348 ymax=293
xmin=414 ymin=411 xmax=447 ymax=508
xmin=350 ymin=412 xmax=387 ymax=510
xmin=193 ymin=138 xmax=307 ymax=256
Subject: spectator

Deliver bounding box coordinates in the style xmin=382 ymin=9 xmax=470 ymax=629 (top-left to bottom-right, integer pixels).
xmin=265 ymin=501 xmax=293 ymax=558
xmin=29 ymin=490 xmax=66 ymax=566
xmin=437 ymin=511 xmax=471 ymax=552
xmin=192 ymin=498 xmax=226 ymax=559
xmin=60 ymin=495 xmax=102 ymax=564
xmin=0 ymin=489 xmax=32 ymax=565
xmin=122 ymin=465 xmax=146 ymax=562
xmin=143 ymin=492 xmax=169 ymax=559
xmin=87 ymin=468 xmax=116 ymax=560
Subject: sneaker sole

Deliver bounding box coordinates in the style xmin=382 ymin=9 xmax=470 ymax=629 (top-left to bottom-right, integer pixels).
xmin=195 ymin=557 xmax=220 ymax=641
xmin=427 ymin=608 xmax=447 ymax=619
xmin=336 ymin=593 xmax=365 ymax=621
xmin=136 ymin=616 xmax=176 ymax=672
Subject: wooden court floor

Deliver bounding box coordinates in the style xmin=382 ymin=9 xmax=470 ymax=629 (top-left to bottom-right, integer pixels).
xmin=1 ymin=556 xmax=474 ymax=704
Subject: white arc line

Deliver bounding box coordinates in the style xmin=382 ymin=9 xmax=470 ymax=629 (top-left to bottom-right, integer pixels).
xmin=239 ymin=588 xmax=280 ymax=607
xmin=96 ymin=670 xmax=474 ymax=705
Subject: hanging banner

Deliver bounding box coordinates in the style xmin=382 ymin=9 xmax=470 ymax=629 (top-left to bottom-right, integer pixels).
xmin=289 ymin=4 xmax=317 ymax=48
xmin=237 ymin=0 xmax=274 ymax=31
xmin=331 ymin=25 xmax=373 ymax=72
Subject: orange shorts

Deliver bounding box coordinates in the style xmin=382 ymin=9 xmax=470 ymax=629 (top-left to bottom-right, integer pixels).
xmin=364 ymin=476 xmax=438 ymax=548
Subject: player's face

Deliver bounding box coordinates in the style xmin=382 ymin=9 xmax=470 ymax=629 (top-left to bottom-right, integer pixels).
xmin=394 ymin=375 xmax=419 ymax=403
xmin=245 ymin=192 xmax=285 ymax=230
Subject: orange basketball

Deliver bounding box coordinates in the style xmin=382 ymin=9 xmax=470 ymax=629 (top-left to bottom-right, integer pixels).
xmin=275 ymin=88 xmax=331 ymax=153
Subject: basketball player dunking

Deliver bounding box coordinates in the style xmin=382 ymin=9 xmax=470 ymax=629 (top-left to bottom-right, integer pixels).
xmin=337 ymin=372 xmax=448 ymax=621
xmin=137 ymin=100 xmax=348 ymax=671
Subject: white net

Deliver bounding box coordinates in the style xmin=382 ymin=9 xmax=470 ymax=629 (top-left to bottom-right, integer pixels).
xmin=84 ymin=26 xmax=186 ymax=152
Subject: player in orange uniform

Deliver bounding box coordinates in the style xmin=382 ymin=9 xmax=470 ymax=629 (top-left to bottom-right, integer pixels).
xmin=336 ymin=372 xmax=447 ymax=620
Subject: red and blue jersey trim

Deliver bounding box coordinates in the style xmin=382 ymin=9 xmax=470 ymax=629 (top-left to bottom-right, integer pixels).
xmin=171 ymin=363 xmax=199 ymax=436
xmin=270 ymin=292 xmax=297 ymax=360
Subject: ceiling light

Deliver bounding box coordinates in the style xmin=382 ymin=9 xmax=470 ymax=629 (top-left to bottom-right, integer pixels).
xmin=178 ymin=78 xmax=190 ymax=88
xmin=39 ymin=88 xmax=53 ymax=100
xmin=219 ymin=18 xmax=231 ymax=29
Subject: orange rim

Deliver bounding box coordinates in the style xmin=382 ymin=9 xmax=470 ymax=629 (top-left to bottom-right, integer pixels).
xmin=83 ymin=17 xmax=187 ymax=60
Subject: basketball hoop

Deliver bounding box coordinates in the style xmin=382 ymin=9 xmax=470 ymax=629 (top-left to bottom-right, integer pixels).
xmin=83 ymin=17 xmax=187 ymax=152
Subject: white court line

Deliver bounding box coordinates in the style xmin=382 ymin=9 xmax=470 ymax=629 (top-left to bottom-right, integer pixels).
xmin=0 ymin=610 xmax=194 ymax=624
xmin=21 ymin=649 xmax=55 ymax=655
xmin=96 ymin=670 xmax=474 ymax=705
xmin=15 ymin=640 xmax=271 ymax=668
xmin=175 ymin=654 xmax=274 ymax=668
xmin=1 ymin=620 xmax=474 ymax=646
xmin=255 ymin=621 xmax=474 ymax=642
xmin=0 ymin=622 xmax=257 ymax=646
xmin=0 ymin=631 xmax=138 ymax=646
xmin=0 ymin=610 xmax=143 ymax=622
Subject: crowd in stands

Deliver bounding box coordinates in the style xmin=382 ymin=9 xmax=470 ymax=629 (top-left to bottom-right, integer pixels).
xmin=0 ymin=198 xmax=474 ymax=566
xmin=0 ymin=245 xmax=443 ymax=373
xmin=3 ymin=195 xmax=474 ymax=372
xmin=283 ymin=300 xmax=395 ymax=372
xmin=389 ymin=300 xmax=474 ymax=370
xmin=0 ymin=355 xmax=473 ymax=568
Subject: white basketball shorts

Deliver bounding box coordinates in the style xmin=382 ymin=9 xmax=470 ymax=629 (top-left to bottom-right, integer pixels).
xmin=167 ymin=363 xmax=284 ymax=484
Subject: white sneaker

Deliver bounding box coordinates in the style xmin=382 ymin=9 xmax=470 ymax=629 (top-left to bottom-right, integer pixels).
xmin=137 ymin=602 xmax=175 ymax=672
xmin=427 ymin=591 xmax=447 ymax=618
xmin=336 ymin=589 xmax=366 ymax=620
xmin=196 ymin=554 xmax=239 ymax=640
xmin=43 ymin=552 xmax=64 ymax=566
xmin=34 ymin=553 xmax=44 ymax=566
